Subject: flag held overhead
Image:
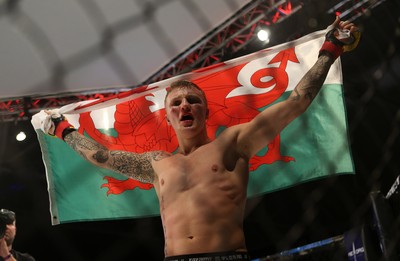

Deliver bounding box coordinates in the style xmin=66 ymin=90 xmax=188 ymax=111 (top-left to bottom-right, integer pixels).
xmin=32 ymin=30 xmax=355 ymax=225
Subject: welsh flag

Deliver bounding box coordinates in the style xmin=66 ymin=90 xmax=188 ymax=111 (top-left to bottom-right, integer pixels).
xmin=32 ymin=30 xmax=355 ymax=225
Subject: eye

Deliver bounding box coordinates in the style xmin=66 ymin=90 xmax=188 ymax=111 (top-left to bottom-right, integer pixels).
xmin=171 ymin=99 xmax=181 ymax=106
xmin=187 ymin=96 xmax=202 ymax=104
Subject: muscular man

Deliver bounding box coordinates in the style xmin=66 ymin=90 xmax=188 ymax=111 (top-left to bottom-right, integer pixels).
xmin=36 ymin=17 xmax=359 ymax=261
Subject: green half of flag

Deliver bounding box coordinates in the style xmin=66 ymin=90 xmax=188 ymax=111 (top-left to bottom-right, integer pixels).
xmin=247 ymin=84 xmax=355 ymax=197
xmin=37 ymin=133 xmax=160 ymax=224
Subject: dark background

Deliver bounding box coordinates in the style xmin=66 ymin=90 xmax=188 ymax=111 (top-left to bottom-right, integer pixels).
xmin=1 ymin=0 xmax=400 ymax=260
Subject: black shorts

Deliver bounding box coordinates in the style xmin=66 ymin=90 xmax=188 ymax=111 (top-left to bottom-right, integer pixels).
xmin=164 ymin=251 xmax=251 ymax=261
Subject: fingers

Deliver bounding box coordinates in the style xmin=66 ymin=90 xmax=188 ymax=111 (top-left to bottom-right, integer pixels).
xmin=339 ymin=20 xmax=353 ymax=30
xmin=43 ymin=108 xmax=62 ymax=119
xmin=330 ymin=16 xmax=341 ymax=28
xmin=349 ymin=25 xmax=359 ymax=33
xmin=337 ymin=18 xmax=359 ymax=33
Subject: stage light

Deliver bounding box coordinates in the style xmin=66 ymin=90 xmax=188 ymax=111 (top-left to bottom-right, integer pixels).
xmin=257 ymin=28 xmax=270 ymax=43
xmin=16 ymin=131 xmax=26 ymax=141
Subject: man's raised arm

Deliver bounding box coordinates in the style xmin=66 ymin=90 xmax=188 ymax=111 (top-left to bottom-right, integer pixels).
xmin=236 ymin=17 xmax=360 ymax=158
xmin=34 ymin=109 xmax=167 ymax=184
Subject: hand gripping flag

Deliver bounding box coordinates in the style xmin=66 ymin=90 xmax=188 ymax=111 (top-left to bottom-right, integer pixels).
xmin=31 ymin=30 xmax=355 ymax=225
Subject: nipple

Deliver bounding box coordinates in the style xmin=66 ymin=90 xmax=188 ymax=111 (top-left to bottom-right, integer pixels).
xmin=211 ymin=164 xmax=218 ymax=172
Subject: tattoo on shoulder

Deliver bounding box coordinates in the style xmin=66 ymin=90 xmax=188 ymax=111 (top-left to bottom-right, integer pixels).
xmin=151 ymin=151 xmax=172 ymax=161
xmin=105 ymin=151 xmax=158 ymax=184
xmin=106 ymin=150 xmax=171 ymax=183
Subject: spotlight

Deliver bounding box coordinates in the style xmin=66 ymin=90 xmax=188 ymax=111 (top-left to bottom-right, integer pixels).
xmin=16 ymin=131 xmax=26 ymax=142
xmin=257 ymin=28 xmax=270 ymax=43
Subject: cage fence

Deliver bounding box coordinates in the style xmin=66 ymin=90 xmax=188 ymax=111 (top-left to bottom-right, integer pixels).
xmin=0 ymin=0 xmax=399 ymax=260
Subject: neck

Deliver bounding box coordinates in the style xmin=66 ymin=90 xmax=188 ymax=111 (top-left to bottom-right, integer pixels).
xmin=177 ymin=134 xmax=211 ymax=155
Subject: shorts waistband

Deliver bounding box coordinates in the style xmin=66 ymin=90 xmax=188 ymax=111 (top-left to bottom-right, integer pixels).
xmin=164 ymin=251 xmax=250 ymax=261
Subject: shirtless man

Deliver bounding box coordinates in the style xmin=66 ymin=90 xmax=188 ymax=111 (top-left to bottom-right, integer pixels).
xmin=36 ymin=17 xmax=359 ymax=261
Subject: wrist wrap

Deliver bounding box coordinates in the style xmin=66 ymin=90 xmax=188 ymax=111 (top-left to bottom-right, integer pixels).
xmin=54 ymin=120 xmax=75 ymax=140
xmin=319 ymin=27 xmax=360 ymax=60
xmin=51 ymin=115 xmax=75 ymax=140
xmin=319 ymin=28 xmax=344 ymax=60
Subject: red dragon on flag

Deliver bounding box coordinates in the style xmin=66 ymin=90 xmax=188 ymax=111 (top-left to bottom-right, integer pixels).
xmin=75 ymin=48 xmax=299 ymax=195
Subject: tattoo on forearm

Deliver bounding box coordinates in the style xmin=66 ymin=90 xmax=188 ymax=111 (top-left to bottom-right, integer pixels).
xmin=64 ymin=131 xmax=106 ymax=161
xmin=290 ymin=55 xmax=332 ymax=102
xmin=64 ymin=131 xmax=171 ymax=184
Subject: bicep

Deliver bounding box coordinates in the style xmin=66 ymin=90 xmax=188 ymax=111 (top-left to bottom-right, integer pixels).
xmin=236 ymin=56 xmax=332 ymax=157
xmin=105 ymin=150 xmax=157 ymax=184
xmin=236 ymin=99 xmax=302 ymax=157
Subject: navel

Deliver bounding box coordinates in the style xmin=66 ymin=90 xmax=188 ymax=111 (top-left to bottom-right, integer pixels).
xmin=211 ymin=164 xmax=218 ymax=172
xmin=161 ymin=179 xmax=165 ymax=186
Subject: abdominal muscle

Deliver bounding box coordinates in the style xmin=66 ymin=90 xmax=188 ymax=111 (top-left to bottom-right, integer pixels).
xmin=152 ymin=139 xmax=250 ymax=257
xmin=159 ymin=179 xmax=248 ymax=257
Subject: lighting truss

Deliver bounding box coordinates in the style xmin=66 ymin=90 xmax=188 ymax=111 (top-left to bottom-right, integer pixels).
xmin=0 ymin=0 xmax=386 ymax=122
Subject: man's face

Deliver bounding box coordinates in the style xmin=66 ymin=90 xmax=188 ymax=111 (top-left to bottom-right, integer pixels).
xmin=4 ymin=221 xmax=16 ymax=246
xmin=165 ymin=86 xmax=208 ymax=134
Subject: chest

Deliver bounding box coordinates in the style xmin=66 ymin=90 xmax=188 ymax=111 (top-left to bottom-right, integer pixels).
xmin=152 ymin=144 xmax=248 ymax=194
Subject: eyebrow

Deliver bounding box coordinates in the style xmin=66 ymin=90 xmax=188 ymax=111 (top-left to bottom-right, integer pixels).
xmin=170 ymin=94 xmax=203 ymax=103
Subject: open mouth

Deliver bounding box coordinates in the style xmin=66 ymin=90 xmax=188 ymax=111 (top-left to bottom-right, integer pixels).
xmin=180 ymin=114 xmax=194 ymax=126
xmin=180 ymin=115 xmax=194 ymax=121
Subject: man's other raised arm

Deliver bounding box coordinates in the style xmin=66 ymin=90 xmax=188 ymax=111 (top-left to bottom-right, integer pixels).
xmin=236 ymin=17 xmax=360 ymax=158
xmin=33 ymin=109 xmax=168 ymax=184
xmin=63 ymin=131 xmax=165 ymax=184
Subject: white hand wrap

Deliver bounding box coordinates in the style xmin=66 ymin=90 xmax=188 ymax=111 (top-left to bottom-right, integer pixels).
xmin=32 ymin=109 xmax=63 ymax=136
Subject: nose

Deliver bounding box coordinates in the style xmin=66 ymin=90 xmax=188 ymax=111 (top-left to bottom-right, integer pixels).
xmin=180 ymin=99 xmax=190 ymax=111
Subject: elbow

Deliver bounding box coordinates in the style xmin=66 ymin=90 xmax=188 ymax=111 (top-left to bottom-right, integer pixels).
xmin=289 ymin=103 xmax=309 ymax=122
xmin=299 ymin=103 xmax=310 ymax=115
xmin=91 ymin=149 xmax=110 ymax=165
xmin=294 ymin=97 xmax=312 ymax=116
